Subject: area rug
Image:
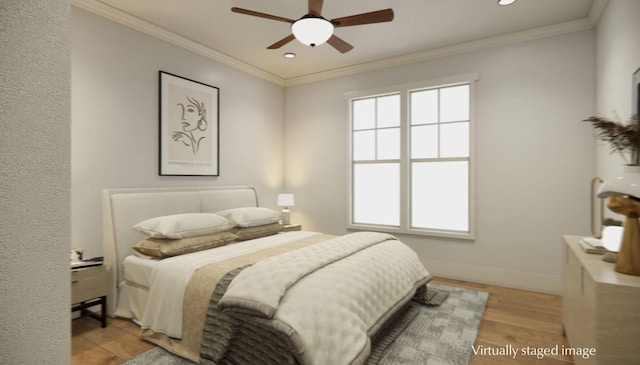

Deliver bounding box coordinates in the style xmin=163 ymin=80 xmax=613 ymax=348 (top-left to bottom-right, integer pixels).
xmin=123 ymin=284 xmax=488 ymax=365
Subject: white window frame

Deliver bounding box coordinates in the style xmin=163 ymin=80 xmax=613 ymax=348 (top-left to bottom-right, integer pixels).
xmin=346 ymin=73 xmax=478 ymax=240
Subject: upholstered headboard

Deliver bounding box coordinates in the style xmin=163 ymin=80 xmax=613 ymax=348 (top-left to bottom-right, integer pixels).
xmin=102 ymin=186 xmax=259 ymax=316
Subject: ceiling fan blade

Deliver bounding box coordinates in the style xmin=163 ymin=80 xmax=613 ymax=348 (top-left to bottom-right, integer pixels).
xmin=308 ymin=0 xmax=324 ymax=16
xmin=331 ymin=9 xmax=394 ymax=27
xmin=267 ymin=34 xmax=296 ymax=49
xmin=231 ymin=7 xmax=295 ymax=23
xmin=327 ymin=35 xmax=353 ymax=53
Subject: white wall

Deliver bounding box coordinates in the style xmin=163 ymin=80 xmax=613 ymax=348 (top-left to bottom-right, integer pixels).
xmin=595 ymin=1 xmax=640 ymax=182
xmin=285 ymin=30 xmax=596 ymax=294
xmin=72 ymin=8 xmax=285 ymax=257
xmin=0 ymin=1 xmax=71 ymax=363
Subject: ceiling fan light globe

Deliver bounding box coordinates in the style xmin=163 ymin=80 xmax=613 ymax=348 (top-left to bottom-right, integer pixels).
xmin=291 ymin=17 xmax=334 ymax=47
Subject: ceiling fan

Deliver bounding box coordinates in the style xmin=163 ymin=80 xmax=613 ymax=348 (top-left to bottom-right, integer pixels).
xmin=231 ymin=0 xmax=394 ymax=53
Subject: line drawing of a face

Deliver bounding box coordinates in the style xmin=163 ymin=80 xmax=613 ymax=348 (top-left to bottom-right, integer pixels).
xmin=177 ymin=95 xmax=207 ymax=132
xmin=172 ymin=95 xmax=208 ymax=155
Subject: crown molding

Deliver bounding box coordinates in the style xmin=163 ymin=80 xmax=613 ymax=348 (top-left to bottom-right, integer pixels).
xmin=588 ymin=0 xmax=609 ymax=25
xmin=284 ymin=17 xmax=595 ymax=86
xmin=74 ymin=0 xmax=606 ymax=88
xmin=71 ymin=0 xmax=285 ymax=86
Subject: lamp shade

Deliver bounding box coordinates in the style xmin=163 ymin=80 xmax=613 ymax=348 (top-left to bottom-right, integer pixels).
xmin=291 ymin=16 xmax=333 ymax=47
xmin=602 ymin=225 xmax=623 ymax=252
xmin=597 ymin=165 xmax=640 ymax=199
xmin=277 ymin=193 xmax=295 ymax=207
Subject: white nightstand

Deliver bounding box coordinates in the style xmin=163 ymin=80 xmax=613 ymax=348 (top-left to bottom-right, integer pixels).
xmin=71 ymin=264 xmax=107 ymax=327
xmin=282 ymin=224 xmax=301 ymax=232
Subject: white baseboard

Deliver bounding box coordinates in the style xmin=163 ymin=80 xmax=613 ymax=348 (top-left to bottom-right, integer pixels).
xmin=424 ymin=258 xmax=562 ymax=295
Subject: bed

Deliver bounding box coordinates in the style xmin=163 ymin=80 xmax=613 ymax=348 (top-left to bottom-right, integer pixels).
xmin=103 ymin=186 xmax=431 ymax=364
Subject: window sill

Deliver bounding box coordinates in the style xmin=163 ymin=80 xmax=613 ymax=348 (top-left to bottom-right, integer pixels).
xmin=346 ymin=223 xmax=475 ymax=241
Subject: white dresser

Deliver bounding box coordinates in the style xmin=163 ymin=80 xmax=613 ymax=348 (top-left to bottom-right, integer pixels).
xmin=562 ymin=235 xmax=640 ymax=365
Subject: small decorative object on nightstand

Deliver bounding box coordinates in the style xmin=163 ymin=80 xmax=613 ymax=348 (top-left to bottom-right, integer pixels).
xmin=277 ymin=193 xmax=295 ymax=225
xmin=282 ymin=224 xmax=301 ymax=232
xmin=597 ymin=167 xmax=640 ymax=276
xmin=71 ymin=259 xmax=107 ymax=328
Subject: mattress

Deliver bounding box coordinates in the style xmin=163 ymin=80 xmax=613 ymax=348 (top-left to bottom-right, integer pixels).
xmin=123 ymin=255 xmax=157 ymax=289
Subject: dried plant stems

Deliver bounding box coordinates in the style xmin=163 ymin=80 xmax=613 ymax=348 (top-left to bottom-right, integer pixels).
xmin=583 ymin=115 xmax=640 ymax=165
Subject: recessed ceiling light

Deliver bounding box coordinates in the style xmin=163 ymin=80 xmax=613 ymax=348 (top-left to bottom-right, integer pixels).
xmin=283 ymin=52 xmax=296 ymax=59
xmin=498 ymin=0 xmax=517 ymax=5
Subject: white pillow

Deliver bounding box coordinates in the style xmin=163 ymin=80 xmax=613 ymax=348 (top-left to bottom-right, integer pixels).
xmin=133 ymin=213 xmax=235 ymax=239
xmin=216 ymin=207 xmax=280 ymax=228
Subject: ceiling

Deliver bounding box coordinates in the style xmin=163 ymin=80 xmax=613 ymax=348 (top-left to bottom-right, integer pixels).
xmin=76 ymin=0 xmax=604 ymax=85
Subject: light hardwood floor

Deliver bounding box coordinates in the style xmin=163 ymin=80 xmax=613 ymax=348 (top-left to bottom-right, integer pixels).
xmin=71 ymin=277 xmax=573 ymax=365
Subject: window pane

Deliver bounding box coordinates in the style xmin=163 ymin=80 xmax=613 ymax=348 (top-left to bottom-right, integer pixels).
xmin=353 ymin=98 xmax=375 ymax=130
xmin=440 ymin=122 xmax=469 ymax=158
xmin=377 ymin=128 xmax=400 ymax=160
xmin=354 ymin=163 xmax=400 ymax=226
xmin=377 ymin=94 xmax=400 ymax=128
xmin=353 ymin=130 xmax=375 ymax=161
xmin=410 ymin=89 xmax=438 ymax=125
xmin=440 ymin=85 xmax=469 ymax=122
xmin=411 ymin=125 xmax=438 ymax=159
xmin=411 ymin=161 xmax=469 ymax=232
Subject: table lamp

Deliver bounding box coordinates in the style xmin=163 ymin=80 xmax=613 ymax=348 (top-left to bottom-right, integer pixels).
xmin=597 ymin=166 xmax=640 ymax=276
xmin=277 ymin=193 xmax=295 ymax=225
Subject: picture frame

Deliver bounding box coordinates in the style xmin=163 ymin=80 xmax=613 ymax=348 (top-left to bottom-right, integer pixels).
xmin=633 ymin=67 xmax=640 ymax=115
xmin=159 ymin=71 xmax=219 ymax=176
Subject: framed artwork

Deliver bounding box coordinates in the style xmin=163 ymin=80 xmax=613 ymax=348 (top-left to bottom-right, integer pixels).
xmin=159 ymin=71 xmax=219 ymax=176
xmin=634 ymin=67 xmax=640 ymax=115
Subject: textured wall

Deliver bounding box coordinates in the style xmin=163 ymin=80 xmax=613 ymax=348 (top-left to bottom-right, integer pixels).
xmin=0 ymin=1 xmax=71 ymax=364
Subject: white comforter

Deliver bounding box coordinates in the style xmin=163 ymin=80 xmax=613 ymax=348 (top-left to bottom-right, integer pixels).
xmin=137 ymin=231 xmax=322 ymax=338
xmin=219 ymin=232 xmax=430 ymax=365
